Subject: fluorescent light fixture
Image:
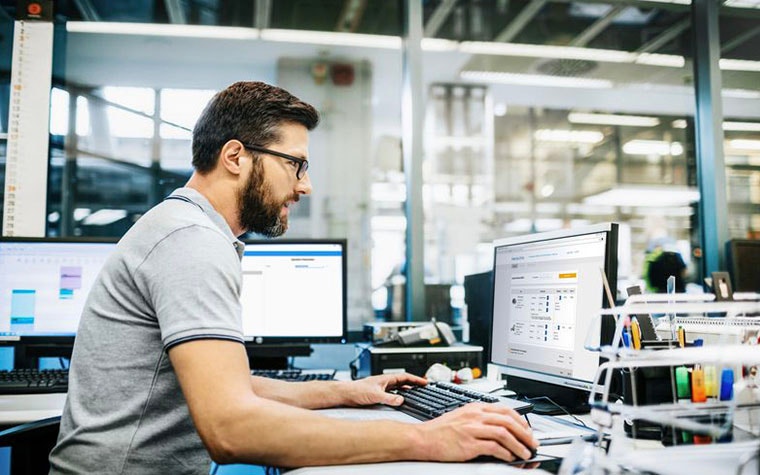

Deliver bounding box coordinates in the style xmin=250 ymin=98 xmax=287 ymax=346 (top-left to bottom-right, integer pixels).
xmin=720 ymin=58 xmax=760 ymax=72
xmin=672 ymin=119 xmax=688 ymax=129
xmin=635 ymin=53 xmax=685 ymax=68
xmin=729 ymin=139 xmax=760 ymax=151
xmin=534 ymin=129 xmax=605 ymax=144
xmin=432 ymin=136 xmax=485 ymax=148
xmin=260 ymin=29 xmax=400 ymax=49
xmin=724 ymin=121 xmax=760 ymax=132
xmin=461 ymin=71 xmax=613 ymax=88
xmin=421 ymin=38 xmax=459 ymax=51
xmin=636 ymin=0 xmax=691 ymax=4
xmin=722 ymin=89 xmax=760 ymax=99
xmin=82 ymin=209 xmax=129 ymax=226
xmin=66 ymin=21 xmax=259 ymax=40
xmin=584 ymin=185 xmax=700 ymax=207
xmin=540 ymin=184 xmax=555 ymax=197
xmin=459 ymin=41 xmax=635 ymax=63
xmin=724 ymin=0 xmax=760 ymax=8
xmin=623 ymin=139 xmax=683 ymax=156
xmin=568 ymin=112 xmax=660 ymax=127
xmin=73 ymin=208 xmax=92 ymax=221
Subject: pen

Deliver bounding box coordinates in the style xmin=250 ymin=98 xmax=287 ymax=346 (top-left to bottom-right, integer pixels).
xmin=677 ymin=326 xmax=686 ymax=348
xmin=631 ymin=317 xmax=641 ymax=350
xmin=538 ymin=434 xmax=598 ymax=446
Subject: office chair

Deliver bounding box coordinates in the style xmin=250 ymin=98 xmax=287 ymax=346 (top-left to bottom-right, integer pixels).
xmin=0 ymin=416 xmax=60 ymax=474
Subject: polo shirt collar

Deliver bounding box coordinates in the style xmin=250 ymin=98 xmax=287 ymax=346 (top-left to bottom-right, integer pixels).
xmin=168 ymin=187 xmax=245 ymax=259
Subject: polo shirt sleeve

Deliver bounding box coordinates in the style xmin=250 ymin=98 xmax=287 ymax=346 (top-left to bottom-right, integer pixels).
xmin=136 ymin=225 xmax=245 ymax=351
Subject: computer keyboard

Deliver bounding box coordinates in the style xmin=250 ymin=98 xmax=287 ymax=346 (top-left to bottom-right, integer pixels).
xmin=0 ymin=368 xmax=69 ymax=394
xmin=250 ymin=368 xmax=336 ymax=382
xmin=390 ymin=381 xmax=533 ymax=421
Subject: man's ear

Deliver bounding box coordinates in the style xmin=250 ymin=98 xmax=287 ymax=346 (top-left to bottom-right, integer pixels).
xmin=218 ymin=140 xmax=245 ymax=176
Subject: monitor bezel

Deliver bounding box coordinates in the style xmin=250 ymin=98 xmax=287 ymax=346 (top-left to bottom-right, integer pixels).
xmin=488 ymin=223 xmax=619 ymax=395
xmin=239 ymin=238 xmax=348 ymax=345
xmin=0 ymin=236 xmax=120 ymax=349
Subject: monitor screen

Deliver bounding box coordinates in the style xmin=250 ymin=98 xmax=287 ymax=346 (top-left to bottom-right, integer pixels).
xmin=726 ymin=239 xmax=760 ymax=293
xmin=240 ymin=239 xmax=347 ymax=344
xmin=0 ymin=237 xmax=118 ymax=338
xmin=490 ymin=223 xmax=618 ymax=398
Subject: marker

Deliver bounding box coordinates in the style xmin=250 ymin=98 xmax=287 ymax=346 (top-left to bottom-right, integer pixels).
xmin=621 ymin=328 xmax=631 ymax=348
xmin=677 ymin=326 xmax=686 ymax=348
xmin=691 ymin=365 xmax=706 ymax=403
xmin=631 ymin=317 xmax=642 ymax=350
xmin=720 ymin=368 xmax=734 ymax=401
xmin=675 ymin=366 xmax=690 ymax=401
xmin=704 ymin=365 xmax=718 ymax=399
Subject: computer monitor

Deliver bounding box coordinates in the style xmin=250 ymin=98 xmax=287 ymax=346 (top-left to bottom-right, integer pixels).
xmin=489 ymin=223 xmax=618 ymax=414
xmin=0 ymin=237 xmax=119 ymax=367
xmin=726 ymin=239 xmax=760 ymax=293
xmin=240 ymin=239 xmax=347 ymax=346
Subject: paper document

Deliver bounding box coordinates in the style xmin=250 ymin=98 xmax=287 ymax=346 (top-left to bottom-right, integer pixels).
xmin=527 ymin=413 xmax=597 ymax=442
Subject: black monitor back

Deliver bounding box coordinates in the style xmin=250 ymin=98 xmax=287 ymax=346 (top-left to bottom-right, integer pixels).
xmin=726 ymin=239 xmax=760 ymax=292
xmin=463 ymin=271 xmax=493 ymax=359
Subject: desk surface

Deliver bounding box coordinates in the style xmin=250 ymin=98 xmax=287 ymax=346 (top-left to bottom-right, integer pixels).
xmin=0 ymin=393 xmax=66 ymax=426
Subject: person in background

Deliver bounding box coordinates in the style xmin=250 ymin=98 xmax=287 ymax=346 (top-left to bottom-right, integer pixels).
xmin=644 ymin=248 xmax=687 ymax=293
xmin=49 ymin=81 xmax=537 ymax=474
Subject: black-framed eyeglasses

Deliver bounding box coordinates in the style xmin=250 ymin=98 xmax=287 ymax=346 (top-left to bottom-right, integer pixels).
xmin=242 ymin=143 xmax=309 ymax=180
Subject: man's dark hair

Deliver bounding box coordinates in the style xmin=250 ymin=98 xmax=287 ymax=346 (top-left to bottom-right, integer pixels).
xmin=192 ymin=81 xmax=319 ymax=173
xmin=647 ymin=251 xmax=687 ymax=293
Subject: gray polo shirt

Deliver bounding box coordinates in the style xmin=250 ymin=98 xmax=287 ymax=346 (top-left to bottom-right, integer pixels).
xmin=49 ymin=188 xmax=246 ymax=474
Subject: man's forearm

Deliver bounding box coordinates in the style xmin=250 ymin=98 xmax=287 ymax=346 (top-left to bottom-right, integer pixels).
xmin=250 ymin=376 xmax=353 ymax=409
xmin=214 ymin=395 xmax=426 ymax=466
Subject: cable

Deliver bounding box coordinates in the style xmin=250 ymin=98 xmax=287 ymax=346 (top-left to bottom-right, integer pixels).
xmin=521 ymin=396 xmax=589 ymax=428
xmin=58 ymin=357 xmax=69 ymax=370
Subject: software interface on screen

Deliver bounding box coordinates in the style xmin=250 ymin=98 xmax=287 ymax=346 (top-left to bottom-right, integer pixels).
xmin=240 ymin=241 xmax=345 ymax=341
xmin=491 ymin=229 xmax=611 ymax=389
xmin=0 ymin=240 xmax=117 ymax=336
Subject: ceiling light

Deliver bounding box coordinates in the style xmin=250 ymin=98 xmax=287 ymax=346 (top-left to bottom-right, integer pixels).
xmin=459 ymin=41 xmax=635 ymax=63
xmin=568 ymin=112 xmax=660 ymax=127
xmin=623 ymin=139 xmax=683 ymax=156
xmin=535 ymin=129 xmax=605 ymax=144
xmin=635 ymin=53 xmax=685 ymax=68
xmin=722 ymin=89 xmax=760 ymax=99
xmin=494 ymin=103 xmax=508 ymax=116
xmin=461 ymin=71 xmax=613 ymax=88
xmin=723 ymin=0 xmax=760 ymax=8
xmin=723 ymin=121 xmax=760 ymax=132
xmin=636 ymin=0 xmax=691 ymax=4
xmin=672 ymin=119 xmax=688 ymax=129
xmin=261 ymin=29 xmax=400 ymax=49
xmin=729 ymin=139 xmax=760 ymax=151
xmin=584 ymin=185 xmax=699 ymax=207
xmin=720 ymin=58 xmax=760 ymax=72
xmin=540 ymin=184 xmax=555 ymax=198
xmin=82 ymin=209 xmax=128 ymax=226
xmin=66 ymin=22 xmax=259 ymax=40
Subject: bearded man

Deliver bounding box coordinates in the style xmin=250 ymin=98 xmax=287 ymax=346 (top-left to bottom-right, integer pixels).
xmin=49 ymin=82 xmax=536 ymax=474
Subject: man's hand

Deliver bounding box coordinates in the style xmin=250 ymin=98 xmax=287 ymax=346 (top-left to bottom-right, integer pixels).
xmin=414 ymin=403 xmax=540 ymax=463
xmin=341 ymin=373 xmax=427 ymax=407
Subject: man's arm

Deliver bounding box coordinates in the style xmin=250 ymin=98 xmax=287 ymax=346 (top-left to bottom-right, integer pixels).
xmin=169 ymin=339 xmax=538 ymax=467
xmin=248 ymin=372 xmax=426 ymax=409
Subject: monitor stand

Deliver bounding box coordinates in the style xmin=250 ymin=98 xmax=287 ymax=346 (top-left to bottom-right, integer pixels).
xmin=506 ymin=375 xmax=591 ymax=415
xmin=244 ymin=343 xmax=313 ymax=370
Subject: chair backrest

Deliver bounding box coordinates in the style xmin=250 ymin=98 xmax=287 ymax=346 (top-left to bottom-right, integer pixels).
xmin=0 ymin=416 xmax=60 ymax=474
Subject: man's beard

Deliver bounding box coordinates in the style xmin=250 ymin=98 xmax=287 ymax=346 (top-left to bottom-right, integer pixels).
xmin=238 ymin=164 xmax=295 ymax=238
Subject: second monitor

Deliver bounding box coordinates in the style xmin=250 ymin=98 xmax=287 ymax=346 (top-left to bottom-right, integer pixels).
xmin=490 ymin=223 xmax=618 ymax=414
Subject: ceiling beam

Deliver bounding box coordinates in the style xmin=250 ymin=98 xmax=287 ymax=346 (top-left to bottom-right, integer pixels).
xmin=722 ymin=25 xmax=760 ymax=54
xmin=569 ymin=4 xmax=626 ymax=47
xmin=164 ymin=0 xmax=187 ymax=24
xmin=335 ymin=0 xmax=368 ymax=33
xmin=424 ymin=0 xmax=458 ymax=37
xmin=73 ymin=0 xmax=101 ymax=21
xmin=636 ymin=17 xmax=690 ymax=54
xmin=255 ymin=0 xmax=272 ymax=29
xmin=494 ymin=0 xmax=547 ymax=43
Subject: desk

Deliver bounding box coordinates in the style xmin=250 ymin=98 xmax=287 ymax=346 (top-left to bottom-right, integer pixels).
xmin=280 ymin=406 xmax=584 ymax=475
xmin=0 ymin=393 xmax=65 ymax=426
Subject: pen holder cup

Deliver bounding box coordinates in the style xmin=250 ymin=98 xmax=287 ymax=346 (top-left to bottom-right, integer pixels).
xmin=622 ymin=365 xmax=677 ymax=440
